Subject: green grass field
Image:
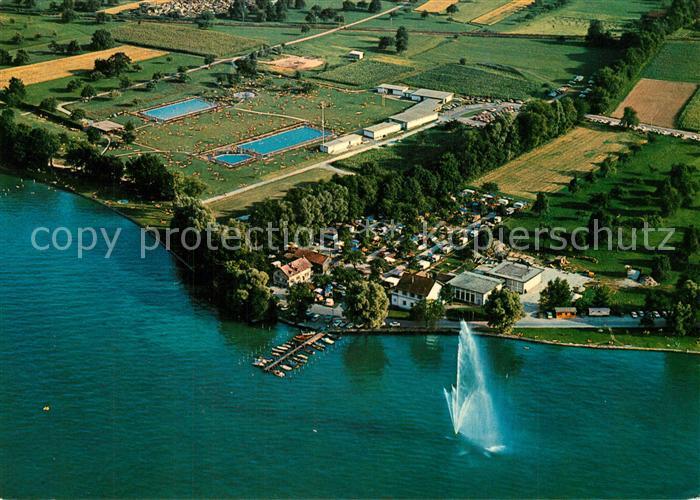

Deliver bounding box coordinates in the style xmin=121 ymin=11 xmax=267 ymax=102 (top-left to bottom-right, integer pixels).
xmin=507 ymin=135 xmax=700 ymax=301
xmin=208 ymin=167 xmax=341 ymax=218
xmin=508 ymin=328 xmax=700 ymax=352
xmin=405 ymin=63 xmax=540 ymax=99
xmin=679 ymin=88 xmax=700 ymax=132
xmin=313 ymin=59 xmax=415 ymax=86
xmin=23 ymin=52 xmax=204 ymax=107
xmin=495 ymin=0 xmax=665 ymax=35
xmin=642 ymin=40 xmax=700 ymax=83
xmin=134 ymin=108 xmax=298 ymax=154
xmin=111 ymin=22 xmax=262 ymax=57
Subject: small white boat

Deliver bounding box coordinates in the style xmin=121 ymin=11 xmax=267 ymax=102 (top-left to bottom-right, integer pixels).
xmin=280 ymin=364 xmax=293 ymax=371
xmin=322 ymin=338 xmax=334 ymax=345
xmin=272 ymin=370 xmax=285 ymax=378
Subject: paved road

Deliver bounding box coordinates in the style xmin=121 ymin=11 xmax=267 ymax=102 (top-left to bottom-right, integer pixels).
xmin=586 ymin=114 xmax=700 ymax=141
xmin=203 ymin=163 xmax=352 ymax=205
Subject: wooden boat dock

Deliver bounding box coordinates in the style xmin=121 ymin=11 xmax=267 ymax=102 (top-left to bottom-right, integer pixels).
xmin=262 ymin=332 xmax=328 ymax=374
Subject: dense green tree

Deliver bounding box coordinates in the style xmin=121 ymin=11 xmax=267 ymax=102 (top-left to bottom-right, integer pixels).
xmin=13 ymin=49 xmax=30 ymax=66
xmin=410 ymin=298 xmax=446 ymax=327
xmin=125 ymin=154 xmax=177 ymax=200
xmin=620 ymin=106 xmax=640 ymax=128
xmin=343 ymin=280 xmax=389 ymax=328
xmin=287 ymin=282 xmax=315 ymax=322
xmin=378 ymin=35 xmax=394 ymax=50
xmin=538 ymin=278 xmax=573 ymax=312
xmin=586 ymin=19 xmax=614 ymax=47
xmin=395 ymin=26 xmax=408 ymax=53
xmin=484 ymin=288 xmax=524 ymax=334
xmin=651 ymin=254 xmax=672 ymax=282
xmin=532 ymin=192 xmax=549 ymax=215
xmin=80 ymin=84 xmax=96 ymax=100
xmin=90 ymin=29 xmax=114 ymax=50
xmin=368 ymin=0 xmax=381 ymax=12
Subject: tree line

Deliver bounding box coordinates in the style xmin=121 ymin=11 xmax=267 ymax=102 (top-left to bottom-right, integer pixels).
xmin=586 ymin=0 xmax=699 ymax=113
xmin=250 ymin=97 xmax=581 ymax=249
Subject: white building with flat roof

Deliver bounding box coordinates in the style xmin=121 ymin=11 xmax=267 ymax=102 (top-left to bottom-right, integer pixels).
xmin=362 ymin=121 xmax=402 ymax=140
xmin=485 ymin=261 xmax=543 ymax=294
xmin=410 ymin=88 xmax=454 ymax=104
xmin=348 ymin=50 xmax=364 ymax=60
xmin=389 ymin=99 xmax=441 ymax=130
xmin=319 ymin=133 xmax=363 ymax=154
xmin=376 ymin=84 xmax=409 ymax=96
xmin=447 ymin=271 xmax=503 ymax=306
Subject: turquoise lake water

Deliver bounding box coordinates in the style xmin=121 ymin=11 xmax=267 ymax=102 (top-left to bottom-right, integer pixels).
xmin=1 ymin=173 xmax=699 ymax=497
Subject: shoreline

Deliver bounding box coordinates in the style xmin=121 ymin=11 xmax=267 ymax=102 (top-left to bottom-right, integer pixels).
xmin=5 ymin=168 xmax=699 ymax=356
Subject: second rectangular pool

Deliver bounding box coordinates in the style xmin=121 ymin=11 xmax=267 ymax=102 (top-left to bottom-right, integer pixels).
xmin=142 ymin=98 xmax=216 ymax=121
xmin=239 ymin=126 xmax=329 ymax=155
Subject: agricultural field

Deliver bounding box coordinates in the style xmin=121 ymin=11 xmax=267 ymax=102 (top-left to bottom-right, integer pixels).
xmin=405 ymin=64 xmax=539 ymax=99
xmin=410 ymin=36 xmax=620 ymax=86
xmin=471 ymin=0 xmax=534 ymax=25
xmin=23 ymin=52 xmax=203 ymax=107
xmin=495 ymin=0 xmax=665 ymax=35
xmin=111 ymin=23 xmax=262 ymax=57
xmin=313 ymin=60 xmax=415 ymax=86
xmin=446 ymin=0 xmax=511 ymax=24
xmin=507 ymin=135 xmax=700 ymax=301
xmin=101 ymin=0 xmax=172 ymax=14
xmin=415 ymin=0 xmax=460 ymax=13
xmin=0 ymin=45 xmax=167 ymax=87
xmin=679 ymin=89 xmax=700 ymax=132
xmin=641 ymin=41 xmax=700 ymax=83
xmin=613 ymin=78 xmax=697 ymax=128
xmin=475 ymin=126 xmax=641 ymax=199
xmin=133 ymin=108 xmax=298 ymax=154
xmin=208 ymin=167 xmax=341 ymax=217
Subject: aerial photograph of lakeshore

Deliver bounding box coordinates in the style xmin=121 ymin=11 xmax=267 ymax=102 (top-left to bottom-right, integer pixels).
xmin=0 ymin=0 xmax=698 ymax=497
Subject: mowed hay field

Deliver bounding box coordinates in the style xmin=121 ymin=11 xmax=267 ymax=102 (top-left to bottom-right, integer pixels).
xmin=475 ymin=126 xmax=640 ymax=199
xmin=613 ymin=78 xmax=697 ymax=128
xmin=415 ymin=0 xmax=459 ymax=13
xmin=471 ymin=0 xmax=534 ymax=25
xmin=101 ymin=0 xmax=171 ymax=14
xmin=111 ymin=23 xmax=260 ymax=57
xmin=500 ymin=0 xmax=665 ymax=35
xmin=0 ymin=45 xmax=166 ymax=87
xmin=314 ymin=60 xmax=414 ymax=87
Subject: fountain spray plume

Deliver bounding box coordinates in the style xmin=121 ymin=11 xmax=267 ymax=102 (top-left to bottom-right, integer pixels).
xmin=445 ymin=321 xmax=503 ymax=452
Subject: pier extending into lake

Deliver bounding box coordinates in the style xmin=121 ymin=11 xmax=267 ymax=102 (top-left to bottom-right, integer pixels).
xmin=263 ymin=332 xmax=327 ymax=373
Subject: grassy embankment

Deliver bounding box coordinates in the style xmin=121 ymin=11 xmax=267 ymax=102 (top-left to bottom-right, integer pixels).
xmin=503 ymin=327 xmax=700 ymax=353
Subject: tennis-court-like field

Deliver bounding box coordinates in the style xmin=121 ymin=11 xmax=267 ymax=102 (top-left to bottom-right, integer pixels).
xmin=215 ymin=153 xmax=253 ymax=166
xmin=239 ymin=126 xmax=328 ymax=155
xmin=142 ymin=98 xmax=216 ymax=121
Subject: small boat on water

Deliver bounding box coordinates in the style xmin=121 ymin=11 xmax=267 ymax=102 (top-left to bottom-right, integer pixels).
xmin=322 ymin=337 xmax=334 ymax=345
xmin=311 ymin=343 xmax=324 ymax=351
xmin=252 ymin=358 xmax=270 ymax=367
xmin=297 ymin=353 xmax=308 ymax=360
xmin=272 ymin=370 xmax=285 ymax=378
xmin=305 ymin=348 xmax=315 ymax=355
xmin=280 ymin=364 xmax=293 ymax=371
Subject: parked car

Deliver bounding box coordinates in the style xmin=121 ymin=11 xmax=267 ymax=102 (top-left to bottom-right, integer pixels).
xmin=631 ymin=311 xmax=638 ymax=318
xmin=389 ymin=321 xmax=401 ymax=328
xmin=546 ymin=312 xmax=553 ymax=319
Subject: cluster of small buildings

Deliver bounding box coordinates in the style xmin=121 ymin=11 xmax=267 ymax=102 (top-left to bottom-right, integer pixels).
xmin=320 ymin=84 xmax=454 ymax=155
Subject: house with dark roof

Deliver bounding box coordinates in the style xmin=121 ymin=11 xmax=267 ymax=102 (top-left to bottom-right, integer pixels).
xmin=293 ymin=248 xmax=332 ymax=274
xmin=391 ymin=273 xmax=442 ymax=310
xmin=446 ymin=271 xmax=503 ymax=306
xmin=273 ymin=257 xmax=312 ymax=288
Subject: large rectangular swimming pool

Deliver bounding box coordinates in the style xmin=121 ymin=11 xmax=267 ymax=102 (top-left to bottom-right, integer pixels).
xmin=239 ymin=126 xmax=328 ymax=155
xmin=142 ymin=98 xmax=215 ymax=121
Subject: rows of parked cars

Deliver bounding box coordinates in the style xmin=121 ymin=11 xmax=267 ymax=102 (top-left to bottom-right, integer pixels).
xmin=630 ymin=310 xmax=667 ymax=319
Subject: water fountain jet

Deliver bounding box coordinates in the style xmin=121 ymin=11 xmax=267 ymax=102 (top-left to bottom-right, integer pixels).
xmin=445 ymin=321 xmax=503 ymax=451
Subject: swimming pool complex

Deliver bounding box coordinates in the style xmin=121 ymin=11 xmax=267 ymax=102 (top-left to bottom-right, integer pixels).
xmin=238 ymin=126 xmax=328 ymax=155
xmin=141 ymin=98 xmax=216 ymax=121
